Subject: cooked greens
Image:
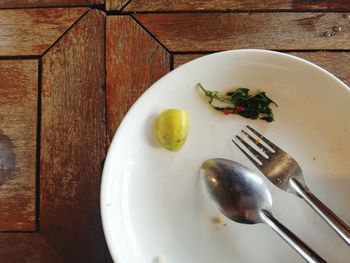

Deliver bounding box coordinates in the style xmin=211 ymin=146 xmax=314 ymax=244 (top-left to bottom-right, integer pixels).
xmin=198 ymin=83 xmax=277 ymax=122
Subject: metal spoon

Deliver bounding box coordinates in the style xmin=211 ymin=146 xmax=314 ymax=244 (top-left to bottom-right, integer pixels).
xmin=200 ymin=158 xmax=326 ymax=263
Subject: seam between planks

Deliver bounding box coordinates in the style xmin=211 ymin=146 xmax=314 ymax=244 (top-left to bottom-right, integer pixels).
xmin=107 ymin=9 xmax=350 ymax=15
xmin=41 ymin=8 xmax=90 ymax=57
xmin=0 ymin=4 xmax=104 ymax=10
xmin=130 ymin=14 xmax=172 ymax=54
xmin=35 ymin=58 xmax=42 ymax=232
xmin=119 ymin=0 xmax=133 ymax=12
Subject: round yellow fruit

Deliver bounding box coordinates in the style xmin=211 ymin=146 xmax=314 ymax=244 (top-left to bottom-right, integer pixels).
xmin=155 ymin=109 xmax=189 ymax=151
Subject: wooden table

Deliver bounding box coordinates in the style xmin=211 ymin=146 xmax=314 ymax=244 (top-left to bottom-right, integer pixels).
xmin=0 ymin=1 xmax=349 ymax=262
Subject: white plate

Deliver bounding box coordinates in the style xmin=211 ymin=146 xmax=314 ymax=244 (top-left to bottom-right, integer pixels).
xmin=101 ymin=49 xmax=350 ymax=263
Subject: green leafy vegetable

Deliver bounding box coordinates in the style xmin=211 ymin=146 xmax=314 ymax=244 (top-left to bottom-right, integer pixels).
xmin=198 ymin=83 xmax=277 ymax=122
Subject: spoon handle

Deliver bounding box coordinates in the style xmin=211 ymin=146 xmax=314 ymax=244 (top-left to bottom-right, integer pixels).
xmin=290 ymin=178 xmax=350 ymax=246
xmin=261 ymin=210 xmax=326 ymax=263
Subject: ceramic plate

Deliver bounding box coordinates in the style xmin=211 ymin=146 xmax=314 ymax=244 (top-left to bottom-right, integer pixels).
xmin=101 ymin=49 xmax=350 ymax=263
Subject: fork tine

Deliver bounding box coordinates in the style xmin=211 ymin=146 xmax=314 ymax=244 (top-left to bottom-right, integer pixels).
xmin=246 ymin=125 xmax=279 ymax=152
xmin=241 ymin=129 xmax=273 ymax=155
xmin=235 ymin=135 xmax=267 ymax=162
xmin=232 ymin=139 xmax=262 ymax=167
xmin=236 ymin=134 xmax=268 ymax=160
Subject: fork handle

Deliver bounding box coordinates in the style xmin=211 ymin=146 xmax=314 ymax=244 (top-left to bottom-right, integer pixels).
xmin=290 ymin=178 xmax=350 ymax=246
xmin=261 ymin=210 xmax=326 ymax=263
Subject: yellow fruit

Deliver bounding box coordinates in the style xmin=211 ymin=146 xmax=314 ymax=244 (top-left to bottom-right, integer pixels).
xmin=155 ymin=109 xmax=189 ymax=151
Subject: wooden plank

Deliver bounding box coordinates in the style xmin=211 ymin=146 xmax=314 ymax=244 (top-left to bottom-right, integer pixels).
xmin=41 ymin=10 xmax=107 ymax=262
xmin=106 ymin=16 xmax=170 ymax=141
xmin=173 ymin=52 xmax=350 ymax=85
xmin=134 ymin=13 xmax=350 ymax=52
xmin=0 ymin=8 xmax=88 ymax=56
xmin=0 ymin=60 xmax=37 ymax=231
xmin=0 ymin=233 xmax=63 ymax=263
xmin=106 ymin=0 xmax=129 ymax=10
xmin=125 ymin=0 xmax=350 ymax=11
xmin=0 ymin=0 xmax=103 ymax=8
xmin=173 ymin=54 xmax=203 ymax=68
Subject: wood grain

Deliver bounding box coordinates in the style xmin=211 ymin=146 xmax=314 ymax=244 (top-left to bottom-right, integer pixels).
xmin=124 ymin=0 xmax=350 ymax=11
xmin=134 ymin=13 xmax=350 ymax=52
xmin=174 ymin=52 xmax=350 ymax=85
xmin=106 ymin=0 xmax=129 ymax=10
xmin=41 ymin=10 xmax=107 ymax=262
xmin=0 ymin=233 xmax=63 ymax=263
xmin=0 ymin=8 xmax=88 ymax=56
xmin=173 ymin=54 xmax=203 ymax=68
xmin=0 ymin=0 xmax=103 ymax=8
xmin=0 ymin=60 xmax=37 ymax=231
xmin=106 ymin=16 xmax=170 ymax=140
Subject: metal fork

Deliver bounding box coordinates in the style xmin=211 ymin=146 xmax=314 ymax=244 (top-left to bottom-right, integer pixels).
xmin=233 ymin=125 xmax=350 ymax=246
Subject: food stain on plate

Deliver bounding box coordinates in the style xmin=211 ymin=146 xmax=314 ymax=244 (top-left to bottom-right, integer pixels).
xmin=153 ymin=256 xmax=165 ymax=263
xmin=212 ymin=216 xmax=227 ymax=227
xmin=328 ymin=144 xmax=343 ymax=154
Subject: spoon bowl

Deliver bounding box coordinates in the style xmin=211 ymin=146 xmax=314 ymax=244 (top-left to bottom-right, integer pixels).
xmin=201 ymin=158 xmax=271 ymax=224
xmin=200 ymin=158 xmax=326 ymax=263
